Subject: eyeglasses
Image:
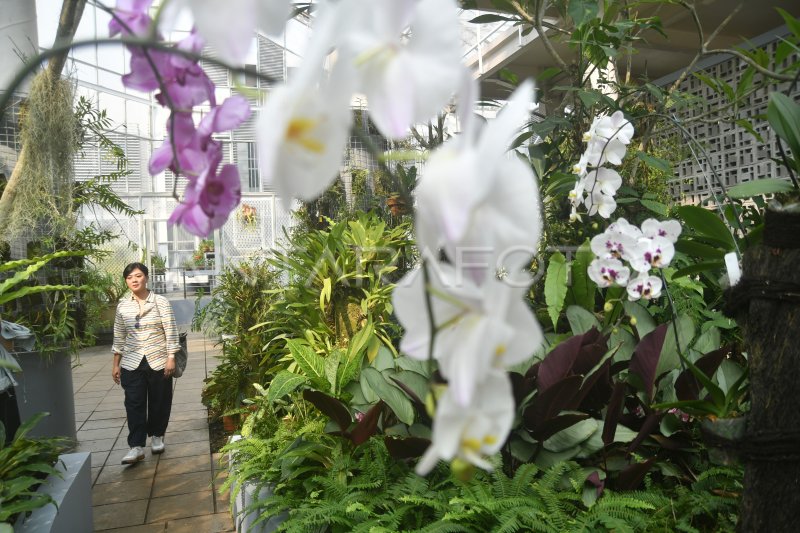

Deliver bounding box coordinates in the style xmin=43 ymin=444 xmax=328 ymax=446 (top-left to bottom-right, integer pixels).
xmin=135 ymin=314 xmax=141 ymax=329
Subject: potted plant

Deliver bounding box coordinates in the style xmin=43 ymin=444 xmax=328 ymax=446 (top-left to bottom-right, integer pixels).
xmin=1 ymin=251 xmax=88 ymax=441
xmin=1 ymin=413 xmax=92 ymax=532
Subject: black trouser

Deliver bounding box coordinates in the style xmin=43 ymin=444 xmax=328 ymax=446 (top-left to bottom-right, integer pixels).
xmin=0 ymin=389 xmax=21 ymax=445
xmin=121 ymin=357 xmax=173 ymax=448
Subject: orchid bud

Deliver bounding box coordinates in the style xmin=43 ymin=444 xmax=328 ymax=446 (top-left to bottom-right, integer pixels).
xmin=451 ymin=458 xmax=476 ymax=481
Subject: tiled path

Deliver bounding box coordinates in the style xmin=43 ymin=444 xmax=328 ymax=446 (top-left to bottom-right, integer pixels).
xmin=72 ymin=332 xmax=233 ymax=532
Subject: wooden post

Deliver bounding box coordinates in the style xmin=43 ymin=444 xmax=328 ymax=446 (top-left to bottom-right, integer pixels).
xmin=728 ymin=208 xmax=800 ymax=531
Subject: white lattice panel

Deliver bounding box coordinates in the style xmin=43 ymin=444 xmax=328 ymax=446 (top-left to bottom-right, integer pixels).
xmin=667 ymin=37 xmax=799 ymax=203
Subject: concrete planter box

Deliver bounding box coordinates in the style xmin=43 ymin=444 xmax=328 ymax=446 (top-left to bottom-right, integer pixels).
xmin=228 ymin=435 xmax=287 ymax=533
xmin=15 ymin=452 xmax=93 ymax=533
xmin=231 ymin=480 xmax=288 ymax=533
xmin=12 ymin=349 xmax=76 ymax=442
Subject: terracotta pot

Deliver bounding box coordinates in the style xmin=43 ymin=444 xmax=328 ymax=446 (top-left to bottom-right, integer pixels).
xmin=222 ymin=415 xmax=238 ymax=432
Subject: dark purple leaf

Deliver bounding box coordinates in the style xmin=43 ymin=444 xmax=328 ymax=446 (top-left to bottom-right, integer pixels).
xmin=675 ymin=346 xmax=727 ymax=401
xmin=530 ymin=413 xmax=591 ymax=441
xmin=629 ymin=324 xmax=668 ymax=401
xmin=602 ymin=381 xmax=627 ymax=446
xmin=509 ymin=371 xmax=530 ymax=407
xmin=537 ymin=333 xmax=584 ymax=392
xmin=523 ymin=375 xmax=583 ymax=429
xmin=616 ymin=458 xmax=655 ymax=490
xmin=571 ymin=329 xmax=608 ymax=376
xmin=575 ymin=359 xmax=613 ymax=411
xmin=626 ymin=412 xmax=664 ymax=454
xmin=586 ymin=470 xmax=606 ymax=498
xmin=350 ymin=402 xmax=384 ymax=445
xmin=384 ymin=436 xmax=431 ymax=460
xmin=303 ymin=390 xmax=352 ymax=433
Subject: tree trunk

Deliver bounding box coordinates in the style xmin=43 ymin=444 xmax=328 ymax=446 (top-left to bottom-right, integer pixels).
xmin=735 ymin=207 xmax=800 ymax=532
xmin=0 ymin=0 xmax=86 ymax=238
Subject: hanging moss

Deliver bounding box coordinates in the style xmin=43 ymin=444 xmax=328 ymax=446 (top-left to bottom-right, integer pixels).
xmin=4 ymin=71 xmax=78 ymax=242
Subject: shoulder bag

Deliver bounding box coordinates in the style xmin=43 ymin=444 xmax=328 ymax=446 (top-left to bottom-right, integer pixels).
xmin=153 ymin=297 xmax=188 ymax=378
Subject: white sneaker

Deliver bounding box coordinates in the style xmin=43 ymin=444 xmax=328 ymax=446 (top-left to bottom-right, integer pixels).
xmin=151 ymin=436 xmax=165 ymax=454
xmin=121 ymin=446 xmax=144 ymax=464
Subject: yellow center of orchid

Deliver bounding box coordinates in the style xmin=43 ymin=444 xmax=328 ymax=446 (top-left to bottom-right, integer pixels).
xmin=286 ymin=118 xmax=324 ymax=153
xmin=494 ymin=344 xmax=507 ymax=358
xmin=462 ymin=438 xmax=482 ymax=452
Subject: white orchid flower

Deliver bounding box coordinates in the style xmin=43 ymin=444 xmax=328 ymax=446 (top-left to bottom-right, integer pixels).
xmin=628 ymin=236 xmax=675 ymax=272
xmin=582 ymin=111 xmax=634 ymax=166
xmin=336 ymin=0 xmax=464 ymax=139
xmin=415 ymin=80 xmax=541 ymax=277
xmin=641 ymin=218 xmax=682 ymax=243
xmin=257 ymin=5 xmax=353 ymax=207
xmin=416 ymin=371 xmax=514 ymax=475
xmin=585 ymin=189 xmax=617 ymax=218
xmin=393 ymin=263 xmax=542 ymax=407
xmin=160 ymin=0 xmax=290 ymax=65
xmin=607 ymin=217 xmax=644 ymax=239
xmin=587 ymin=258 xmax=630 ymax=288
xmin=626 ymin=273 xmax=663 ymax=301
xmin=585 ymin=167 xmax=623 ymax=197
xmin=590 ymin=228 xmax=639 ymax=262
xmin=594 ymin=110 xmax=634 ymax=145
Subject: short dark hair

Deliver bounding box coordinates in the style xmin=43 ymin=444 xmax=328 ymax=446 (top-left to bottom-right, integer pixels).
xmin=123 ymin=262 xmax=149 ymax=278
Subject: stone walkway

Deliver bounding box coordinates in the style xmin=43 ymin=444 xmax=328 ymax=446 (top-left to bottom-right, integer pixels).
xmin=72 ymin=332 xmax=233 ymax=532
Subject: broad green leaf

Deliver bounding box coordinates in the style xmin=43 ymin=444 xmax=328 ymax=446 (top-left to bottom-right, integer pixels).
xmin=568 ymin=0 xmax=598 ymax=25
xmin=543 ymin=418 xmax=598 ymax=453
xmin=657 ymin=316 xmax=695 ymax=378
xmin=372 ymin=345 xmax=395 ymax=371
xmin=675 ymin=239 xmax=726 ymax=260
xmin=676 ymin=206 xmax=735 ymax=250
xmin=362 ymin=368 xmax=414 ymax=425
xmin=267 ymin=371 xmax=308 ymax=402
xmin=623 ymin=301 xmax=656 ymax=338
xmin=609 ymin=327 xmax=636 ymax=362
xmin=570 ymin=239 xmax=596 ymax=310
xmin=768 ymin=93 xmax=800 ymax=161
xmin=545 ymin=252 xmax=569 ymax=330
xmin=639 ymin=199 xmax=669 ymax=216
xmin=286 ymin=339 xmax=326 ymax=387
xmin=535 ymin=445 xmax=582 ymax=469
xmin=691 ymin=327 xmax=721 ymax=357
xmin=727 ymin=178 xmax=795 ymax=199
xmin=324 ymin=349 xmax=341 ymax=395
xmin=636 ymin=152 xmax=671 ymax=174
xmin=388 ymin=369 xmax=429 ymax=404
xmin=538 ymin=67 xmax=562 ymax=82
xmin=337 ymin=320 xmax=373 ymax=389
xmin=566 ymin=305 xmax=600 ymax=335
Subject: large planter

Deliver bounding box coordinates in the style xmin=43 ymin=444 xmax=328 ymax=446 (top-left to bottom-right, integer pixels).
xmin=231 ymin=480 xmax=288 ymax=533
xmin=12 ymin=348 xmax=76 ymax=442
xmin=228 ymin=435 xmax=287 ymax=533
xmin=15 ymin=452 xmax=93 ymax=533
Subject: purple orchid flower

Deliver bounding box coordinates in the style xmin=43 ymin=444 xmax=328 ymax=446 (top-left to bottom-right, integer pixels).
xmin=168 ymin=164 xmax=242 ymax=237
xmin=150 ymin=96 xmax=252 ymax=180
xmin=109 ymin=0 xmax=154 ymax=37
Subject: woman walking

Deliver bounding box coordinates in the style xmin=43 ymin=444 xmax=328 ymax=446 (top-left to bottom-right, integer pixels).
xmin=112 ymin=262 xmax=180 ymax=464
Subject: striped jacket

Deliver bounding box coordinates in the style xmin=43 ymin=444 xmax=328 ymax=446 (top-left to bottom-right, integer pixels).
xmin=111 ymin=291 xmax=180 ymax=371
